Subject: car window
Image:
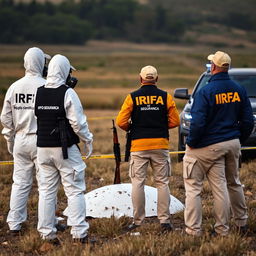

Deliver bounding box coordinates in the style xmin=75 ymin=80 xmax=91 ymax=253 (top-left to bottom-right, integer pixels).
xmin=230 ymin=75 xmax=256 ymax=97
xmin=192 ymin=74 xmax=211 ymax=96
xmin=193 ymin=73 xmax=256 ymax=98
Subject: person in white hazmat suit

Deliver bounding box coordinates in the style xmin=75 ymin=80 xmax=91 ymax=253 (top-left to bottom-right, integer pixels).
xmin=35 ymin=54 xmax=93 ymax=243
xmin=0 ymin=47 xmax=50 ymax=234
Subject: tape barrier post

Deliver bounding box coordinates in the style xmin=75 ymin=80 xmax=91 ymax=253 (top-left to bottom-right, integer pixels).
xmin=1 ymin=147 xmax=256 ymax=166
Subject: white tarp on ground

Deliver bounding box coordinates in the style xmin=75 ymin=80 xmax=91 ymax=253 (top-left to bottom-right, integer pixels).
xmin=85 ymin=183 xmax=184 ymax=218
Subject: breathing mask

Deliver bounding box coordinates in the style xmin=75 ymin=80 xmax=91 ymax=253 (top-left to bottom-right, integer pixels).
xmin=42 ymin=53 xmax=51 ymax=78
xmin=42 ymin=65 xmax=48 ymax=78
xmin=66 ymin=68 xmax=78 ymax=88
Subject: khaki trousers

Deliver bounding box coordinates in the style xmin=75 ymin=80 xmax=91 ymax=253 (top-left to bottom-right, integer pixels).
xmin=129 ymin=149 xmax=171 ymax=225
xmin=183 ymin=139 xmax=247 ymax=236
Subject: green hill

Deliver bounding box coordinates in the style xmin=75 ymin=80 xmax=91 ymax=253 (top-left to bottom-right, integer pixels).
xmin=1 ymin=0 xmax=255 ymax=45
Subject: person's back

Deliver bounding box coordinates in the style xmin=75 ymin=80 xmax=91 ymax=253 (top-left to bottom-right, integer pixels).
xmin=187 ymin=71 xmax=253 ymax=148
xmin=0 ymin=47 xmax=48 ymax=233
xmin=130 ymin=85 xmax=169 ymax=140
xmin=116 ymin=65 xmax=180 ymax=232
xmin=1 ymin=48 xmax=46 ymax=141
xmin=184 ymin=51 xmax=254 ymax=237
xmin=35 ymin=54 xmax=93 ymax=244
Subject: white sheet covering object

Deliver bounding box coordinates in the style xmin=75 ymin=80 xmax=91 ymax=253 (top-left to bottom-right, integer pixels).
xmin=85 ymin=183 xmax=184 ymax=218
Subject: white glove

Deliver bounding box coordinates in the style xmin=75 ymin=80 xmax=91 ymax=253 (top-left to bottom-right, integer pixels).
xmin=84 ymin=140 xmax=93 ymax=159
xmin=7 ymin=141 xmax=14 ymax=155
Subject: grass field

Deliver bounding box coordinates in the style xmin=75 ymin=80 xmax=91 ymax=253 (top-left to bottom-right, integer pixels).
xmin=0 ymin=42 xmax=256 ymax=255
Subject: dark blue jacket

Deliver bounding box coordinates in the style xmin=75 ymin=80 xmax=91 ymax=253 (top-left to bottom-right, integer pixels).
xmin=186 ymin=72 xmax=254 ymax=148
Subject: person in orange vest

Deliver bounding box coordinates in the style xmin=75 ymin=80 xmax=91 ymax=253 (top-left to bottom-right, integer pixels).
xmin=116 ymin=65 xmax=180 ymax=232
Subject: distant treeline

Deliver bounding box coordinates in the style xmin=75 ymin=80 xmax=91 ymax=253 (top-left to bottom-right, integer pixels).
xmin=0 ymin=0 xmax=255 ymax=45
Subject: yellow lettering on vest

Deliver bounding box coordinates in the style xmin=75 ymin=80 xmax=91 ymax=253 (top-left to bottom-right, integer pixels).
xmin=135 ymin=95 xmax=165 ymax=105
xmin=151 ymin=95 xmax=157 ymax=104
xmin=139 ymin=96 xmax=147 ymax=105
xmin=232 ymin=92 xmax=240 ymax=102
xmin=221 ymin=93 xmax=228 ymax=103
xmin=215 ymin=94 xmax=219 ymax=104
xmin=227 ymin=92 xmax=233 ymax=102
xmin=135 ymin=97 xmax=139 ymax=105
xmin=215 ymin=92 xmax=241 ymax=104
xmin=156 ymin=96 xmax=164 ymax=105
xmin=218 ymin=94 xmax=222 ymax=104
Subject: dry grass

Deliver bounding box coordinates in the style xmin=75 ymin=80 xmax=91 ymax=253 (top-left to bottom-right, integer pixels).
xmin=0 ymin=109 xmax=256 ymax=256
xmin=1 ymin=42 xmax=256 ymax=109
xmin=76 ymin=87 xmax=186 ymax=110
xmin=0 ymin=43 xmax=256 ymax=255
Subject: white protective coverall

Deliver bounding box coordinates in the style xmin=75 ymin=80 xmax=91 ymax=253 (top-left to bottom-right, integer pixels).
xmin=36 ymin=54 xmax=93 ymax=240
xmin=0 ymin=47 xmax=47 ymax=231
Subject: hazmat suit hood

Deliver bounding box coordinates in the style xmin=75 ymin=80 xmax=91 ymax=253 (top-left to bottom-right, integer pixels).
xmin=46 ymin=54 xmax=72 ymax=88
xmin=24 ymin=47 xmax=45 ymax=77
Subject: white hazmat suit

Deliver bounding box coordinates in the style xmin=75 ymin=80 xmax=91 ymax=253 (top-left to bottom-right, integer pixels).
xmin=35 ymin=54 xmax=93 ymax=240
xmin=1 ymin=47 xmax=48 ymax=231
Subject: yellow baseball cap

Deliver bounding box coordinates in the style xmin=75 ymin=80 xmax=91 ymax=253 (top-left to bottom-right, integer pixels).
xmin=140 ymin=65 xmax=158 ymax=80
xmin=207 ymin=51 xmax=231 ymax=67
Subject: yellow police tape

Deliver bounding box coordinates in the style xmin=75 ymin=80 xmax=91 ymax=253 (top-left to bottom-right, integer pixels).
xmin=0 ymin=116 xmax=115 ymax=166
xmin=1 ymin=147 xmax=256 ymax=166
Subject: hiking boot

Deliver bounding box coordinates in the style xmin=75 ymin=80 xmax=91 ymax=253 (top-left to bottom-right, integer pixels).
xmin=235 ymin=225 xmax=248 ymax=236
xmin=49 ymin=237 xmax=61 ymax=246
xmin=210 ymin=229 xmax=229 ymax=237
xmin=55 ymin=223 xmax=67 ymax=232
xmin=125 ymin=223 xmax=140 ymax=232
xmin=185 ymin=228 xmax=202 ymax=237
xmin=210 ymin=230 xmax=219 ymax=237
xmin=73 ymin=236 xmax=90 ymax=245
xmin=160 ymin=223 xmax=173 ymax=233
xmin=73 ymin=236 xmax=97 ymax=246
xmin=7 ymin=229 xmax=21 ymax=237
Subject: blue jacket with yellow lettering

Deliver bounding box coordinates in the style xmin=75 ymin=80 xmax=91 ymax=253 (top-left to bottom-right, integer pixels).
xmin=186 ymin=72 xmax=254 ymax=148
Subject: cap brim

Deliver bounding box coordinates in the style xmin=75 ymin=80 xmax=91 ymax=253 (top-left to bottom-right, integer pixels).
xmin=207 ymin=54 xmax=214 ymax=61
xmin=44 ymin=53 xmax=51 ymax=60
xmin=70 ymin=65 xmax=76 ymax=71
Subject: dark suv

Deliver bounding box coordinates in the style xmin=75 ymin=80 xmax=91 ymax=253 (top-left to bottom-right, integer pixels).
xmin=174 ymin=65 xmax=256 ymax=161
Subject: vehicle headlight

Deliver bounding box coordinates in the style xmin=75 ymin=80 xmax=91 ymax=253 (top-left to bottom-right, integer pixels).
xmin=181 ymin=112 xmax=192 ymax=129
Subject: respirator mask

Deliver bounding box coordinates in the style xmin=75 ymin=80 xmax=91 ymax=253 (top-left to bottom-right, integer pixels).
xmin=42 ymin=53 xmax=51 ymax=78
xmin=42 ymin=65 xmax=48 ymax=78
xmin=66 ymin=67 xmax=78 ymax=88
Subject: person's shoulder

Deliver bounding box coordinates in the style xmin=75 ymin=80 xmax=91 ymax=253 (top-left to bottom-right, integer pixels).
xmin=14 ymin=76 xmax=45 ymax=87
xmin=197 ymin=84 xmax=209 ymax=96
xmin=131 ymin=87 xmax=141 ymax=93
xmin=226 ymin=79 xmax=246 ymax=94
xmin=130 ymin=87 xmax=141 ymax=97
xmin=6 ymin=77 xmax=25 ymax=93
xmin=149 ymin=85 xmax=168 ymax=96
xmin=11 ymin=76 xmax=25 ymax=86
xmin=65 ymin=86 xmax=79 ymax=98
xmin=36 ymin=78 xmax=46 ymax=87
xmin=37 ymin=76 xmax=46 ymax=84
xmin=37 ymin=84 xmax=45 ymax=91
xmin=157 ymin=86 xmax=167 ymax=94
xmin=230 ymin=79 xmax=242 ymax=88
